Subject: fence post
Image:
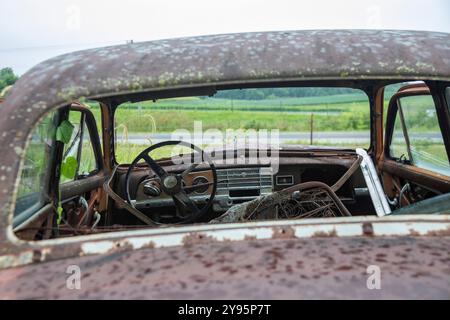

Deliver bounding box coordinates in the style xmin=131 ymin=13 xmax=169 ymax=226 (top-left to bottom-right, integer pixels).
xmin=310 ymin=113 xmax=314 ymax=145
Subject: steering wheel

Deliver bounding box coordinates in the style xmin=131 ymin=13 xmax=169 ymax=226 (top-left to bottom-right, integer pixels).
xmin=124 ymin=141 xmax=217 ymax=224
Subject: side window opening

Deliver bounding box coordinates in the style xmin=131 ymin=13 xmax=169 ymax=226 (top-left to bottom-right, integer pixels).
xmin=60 ymin=109 xmax=98 ymax=184
xmin=383 ymin=82 xmax=410 ymax=133
xmin=79 ymin=122 xmax=97 ymax=177
xmin=15 ymin=111 xmax=57 ymax=217
xmin=390 ymin=94 xmax=450 ymax=176
xmin=390 ymin=114 xmax=410 ymax=162
xmin=14 ymin=104 xmax=102 ymax=233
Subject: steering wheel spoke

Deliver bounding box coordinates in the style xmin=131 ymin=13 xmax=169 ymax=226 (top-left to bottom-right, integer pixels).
xmin=172 ymin=191 xmax=199 ymax=214
xmin=142 ymin=153 xmax=167 ymax=178
xmin=180 ymin=161 xmax=200 ymax=179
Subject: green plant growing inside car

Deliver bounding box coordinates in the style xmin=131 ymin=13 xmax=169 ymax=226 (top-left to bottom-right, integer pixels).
xmin=56 ymin=119 xmax=75 ymax=224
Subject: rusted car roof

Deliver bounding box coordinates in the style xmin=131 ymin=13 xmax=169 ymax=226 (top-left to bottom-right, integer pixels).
xmin=5 ymin=30 xmax=450 ymax=108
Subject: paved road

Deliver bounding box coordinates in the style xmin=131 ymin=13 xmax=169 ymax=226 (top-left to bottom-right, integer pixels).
xmin=117 ymin=132 xmax=441 ymax=145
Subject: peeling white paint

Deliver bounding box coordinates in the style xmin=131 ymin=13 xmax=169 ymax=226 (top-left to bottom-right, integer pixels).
xmin=1 ymin=214 xmax=450 ymax=270
xmin=372 ymin=222 xmax=450 ymax=236
xmin=81 ymin=241 xmax=115 ymax=255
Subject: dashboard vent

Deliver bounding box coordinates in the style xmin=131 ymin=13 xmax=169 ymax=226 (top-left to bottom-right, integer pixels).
xmin=216 ymin=167 xmax=273 ymax=195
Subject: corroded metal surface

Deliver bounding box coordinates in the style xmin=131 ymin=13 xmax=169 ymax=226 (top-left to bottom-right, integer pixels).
xmin=1 ymin=215 xmax=449 ymax=270
xmin=0 ymin=236 xmax=449 ymax=299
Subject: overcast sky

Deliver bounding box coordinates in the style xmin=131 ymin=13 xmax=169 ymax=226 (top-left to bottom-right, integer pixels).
xmin=1 ymin=0 xmax=450 ymax=75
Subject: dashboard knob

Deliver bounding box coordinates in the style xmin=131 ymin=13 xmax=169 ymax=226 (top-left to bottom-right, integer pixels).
xmin=143 ymin=182 xmax=161 ymax=197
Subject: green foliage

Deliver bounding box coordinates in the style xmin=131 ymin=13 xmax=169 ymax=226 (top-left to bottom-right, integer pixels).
xmin=56 ymin=117 xmax=78 ymax=225
xmin=61 ymin=156 xmax=78 ymax=180
xmin=112 ymin=101 xmax=370 ymax=133
xmin=214 ymin=87 xmax=361 ymax=100
xmin=120 ymin=92 xmax=369 ymax=113
xmin=0 ymin=67 xmax=18 ymax=93
xmin=57 ymin=206 xmax=63 ymax=226
xmin=56 ymin=120 xmax=74 ymax=144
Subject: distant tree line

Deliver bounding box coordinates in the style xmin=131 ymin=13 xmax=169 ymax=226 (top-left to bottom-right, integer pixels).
xmin=214 ymin=87 xmax=359 ymax=100
xmin=0 ymin=68 xmax=19 ymax=94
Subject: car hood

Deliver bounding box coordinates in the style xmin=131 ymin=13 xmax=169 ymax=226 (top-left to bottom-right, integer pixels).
xmin=0 ymin=235 xmax=449 ymax=299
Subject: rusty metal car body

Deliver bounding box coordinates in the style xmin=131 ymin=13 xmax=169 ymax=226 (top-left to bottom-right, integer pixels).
xmin=0 ymin=30 xmax=449 ymax=299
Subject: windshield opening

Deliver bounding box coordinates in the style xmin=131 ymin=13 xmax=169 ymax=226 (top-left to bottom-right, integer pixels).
xmin=114 ymin=87 xmax=370 ymax=163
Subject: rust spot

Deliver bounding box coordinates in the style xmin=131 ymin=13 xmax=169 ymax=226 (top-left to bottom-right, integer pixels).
xmin=115 ymin=241 xmax=135 ymax=251
xmin=285 ymin=241 xmax=296 ymax=249
xmin=135 ymin=241 xmax=156 ymax=249
xmin=409 ymin=229 xmax=421 ymax=236
xmin=336 ymin=265 xmax=353 ymax=271
xmin=425 ymin=226 xmax=450 ymax=237
xmin=32 ymin=250 xmax=42 ymax=263
xmin=362 ymin=222 xmax=374 ymax=236
xmin=411 ymin=271 xmax=431 ymax=278
xmin=285 ymin=265 xmax=294 ymax=274
xmin=312 ymin=229 xmax=337 ymax=238
xmin=271 ymin=226 xmax=296 ymax=239
xmin=219 ymin=266 xmax=238 ymax=275
xmin=182 ymin=233 xmax=217 ymax=247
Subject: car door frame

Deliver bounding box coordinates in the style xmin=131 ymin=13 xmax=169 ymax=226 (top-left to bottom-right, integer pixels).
xmin=59 ymin=103 xmax=104 ymax=201
xmin=380 ymin=83 xmax=450 ymax=201
xmin=13 ymin=102 xmax=105 ymax=238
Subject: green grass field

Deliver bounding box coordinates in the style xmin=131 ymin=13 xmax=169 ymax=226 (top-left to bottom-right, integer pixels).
xmin=99 ymin=95 xmax=371 ymax=133
xmin=119 ymin=93 xmax=369 ymax=112
xmin=87 ymin=94 xmax=437 ymax=134
xmin=85 ymin=93 xmax=445 ymax=164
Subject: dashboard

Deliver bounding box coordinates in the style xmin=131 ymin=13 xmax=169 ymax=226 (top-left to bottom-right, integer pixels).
xmin=131 ymin=163 xmax=367 ymax=214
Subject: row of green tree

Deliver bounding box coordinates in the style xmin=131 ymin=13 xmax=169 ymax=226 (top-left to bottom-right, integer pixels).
xmin=213 ymin=87 xmax=360 ymax=100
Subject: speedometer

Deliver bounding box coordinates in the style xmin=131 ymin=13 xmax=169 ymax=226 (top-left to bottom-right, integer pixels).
xmin=192 ymin=176 xmax=209 ymax=194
